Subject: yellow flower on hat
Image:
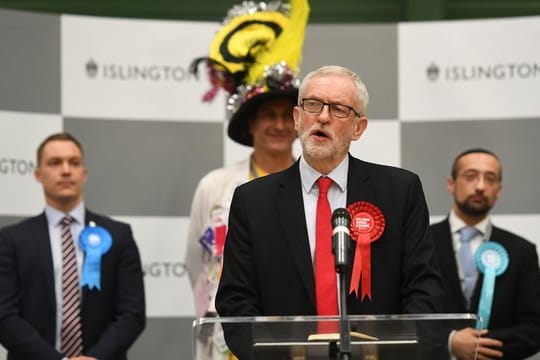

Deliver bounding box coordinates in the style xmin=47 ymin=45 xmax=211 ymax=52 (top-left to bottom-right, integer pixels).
xmin=190 ymin=0 xmax=310 ymax=146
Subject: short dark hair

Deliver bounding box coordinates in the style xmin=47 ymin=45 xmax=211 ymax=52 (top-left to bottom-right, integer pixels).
xmin=451 ymin=148 xmax=502 ymax=181
xmin=36 ymin=132 xmax=84 ymax=165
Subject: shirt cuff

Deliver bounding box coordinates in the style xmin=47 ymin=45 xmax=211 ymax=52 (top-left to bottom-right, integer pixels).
xmin=448 ymin=329 xmax=457 ymax=360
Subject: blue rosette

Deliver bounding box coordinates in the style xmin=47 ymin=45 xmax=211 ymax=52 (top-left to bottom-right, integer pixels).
xmin=79 ymin=221 xmax=112 ymax=290
xmin=475 ymin=242 xmax=509 ymax=329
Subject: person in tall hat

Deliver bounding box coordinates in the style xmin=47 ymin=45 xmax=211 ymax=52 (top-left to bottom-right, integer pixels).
xmin=185 ymin=1 xmax=309 ymax=359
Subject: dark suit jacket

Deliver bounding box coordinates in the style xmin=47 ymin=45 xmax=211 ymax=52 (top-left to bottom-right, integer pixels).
xmin=431 ymin=218 xmax=540 ymax=360
xmin=0 ymin=210 xmax=146 ymax=360
xmin=215 ymin=155 xmax=444 ymax=357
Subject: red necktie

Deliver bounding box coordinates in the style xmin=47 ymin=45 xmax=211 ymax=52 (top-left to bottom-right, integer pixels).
xmin=315 ymin=177 xmax=338 ymax=324
xmin=60 ymin=216 xmax=83 ymax=357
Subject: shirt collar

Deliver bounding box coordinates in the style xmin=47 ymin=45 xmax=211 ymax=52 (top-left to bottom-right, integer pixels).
xmin=299 ymin=155 xmax=348 ymax=193
xmin=448 ymin=208 xmax=491 ymax=236
xmin=45 ymin=202 xmax=85 ymax=227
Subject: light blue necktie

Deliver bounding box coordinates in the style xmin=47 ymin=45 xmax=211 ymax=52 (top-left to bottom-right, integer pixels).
xmin=459 ymin=226 xmax=479 ymax=307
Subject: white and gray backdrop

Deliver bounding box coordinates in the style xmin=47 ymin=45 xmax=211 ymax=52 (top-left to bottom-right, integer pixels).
xmin=0 ymin=8 xmax=539 ymax=359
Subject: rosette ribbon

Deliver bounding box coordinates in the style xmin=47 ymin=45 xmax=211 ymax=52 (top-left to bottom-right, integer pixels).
xmin=210 ymin=206 xmax=227 ymax=257
xmin=475 ymin=242 xmax=509 ymax=329
xmin=198 ymin=227 xmax=214 ymax=255
xmin=346 ymin=201 xmax=385 ymax=301
xmin=79 ymin=222 xmax=112 ymax=290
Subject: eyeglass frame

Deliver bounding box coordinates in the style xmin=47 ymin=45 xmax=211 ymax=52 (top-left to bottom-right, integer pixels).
xmin=300 ymin=98 xmax=363 ymax=118
xmin=456 ymin=170 xmax=501 ymax=186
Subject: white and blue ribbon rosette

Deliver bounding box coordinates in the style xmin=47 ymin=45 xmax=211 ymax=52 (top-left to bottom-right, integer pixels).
xmin=79 ymin=221 xmax=112 ymax=290
xmin=475 ymin=242 xmax=509 ymax=329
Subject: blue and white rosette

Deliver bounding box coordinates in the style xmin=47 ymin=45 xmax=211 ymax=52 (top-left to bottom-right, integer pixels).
xmin=475 ymin=242 xmax=509 ymax=329
xmin=79 ymin=221 xmax=112 ymax=290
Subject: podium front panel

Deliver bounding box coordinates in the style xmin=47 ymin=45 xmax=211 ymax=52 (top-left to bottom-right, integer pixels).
xmin=193 ymin=314 xmax=481 ymax=360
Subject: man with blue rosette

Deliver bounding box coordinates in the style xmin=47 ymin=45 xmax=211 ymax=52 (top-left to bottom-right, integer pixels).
xmin=0 ymin=132 xmax=146 ymax=360
xmin=430 ymin=148 xmax=540 ymax=360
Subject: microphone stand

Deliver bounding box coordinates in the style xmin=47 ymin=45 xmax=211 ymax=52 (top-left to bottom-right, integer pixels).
xmin=331 ymin=208 xmax=352 ymax=359
xmin=336 ymin=262 xmax=351 ymax=360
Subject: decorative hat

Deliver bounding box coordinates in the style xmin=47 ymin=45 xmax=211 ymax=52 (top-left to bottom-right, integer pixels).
xmin=190 ymin=0 xmax=310 ymax=146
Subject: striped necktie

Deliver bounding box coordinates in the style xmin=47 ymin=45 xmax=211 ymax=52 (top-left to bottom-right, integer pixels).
xmin=60 ymin=215 xmax=83 ymax=357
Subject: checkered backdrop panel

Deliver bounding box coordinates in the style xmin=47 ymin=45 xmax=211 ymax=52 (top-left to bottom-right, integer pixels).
xmin=1 ymin=8 xmax=539 ymax=359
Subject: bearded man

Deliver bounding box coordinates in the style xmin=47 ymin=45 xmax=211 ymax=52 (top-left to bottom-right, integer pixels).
xmin=430 ymin=148 xmax=540 ymax=360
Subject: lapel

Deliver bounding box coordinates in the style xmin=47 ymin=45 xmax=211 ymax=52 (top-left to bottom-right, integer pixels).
xmin=469 ymin=226 xmax=503 ymax=311
xmin=83 ymin=208 xmax=98 ymax=228
xmin=344 ymin=156 xmax=378 ymax=290
xmin=275 ymin=162 xmax=316 ymax=309
xmin=80 ymin=209 xmax=100 ymax=300
xmin=33 ymin=213 xmax=57 ymax=308
xmin=345 ymin=156 xmax=377 ymax=208
xmin=438 ymin=219 xmax=469 ymax=311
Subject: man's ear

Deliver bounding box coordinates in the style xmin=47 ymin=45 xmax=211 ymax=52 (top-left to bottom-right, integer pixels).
xmin=447 ymin=176 xmax=455 ymax=195
xmin=351 ymin=116 xmax=368 ymax=141
xmin=293 ymin=106 xmax=301 ymax=131
xmin=34 ymin=167 xmax=42 ymax=184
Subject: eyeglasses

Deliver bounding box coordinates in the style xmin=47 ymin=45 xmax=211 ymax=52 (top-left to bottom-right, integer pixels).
xmin=300 ymin=98 xmax=362 ymax=118
xmin=458 ymin=171 xmax=501 ymax=186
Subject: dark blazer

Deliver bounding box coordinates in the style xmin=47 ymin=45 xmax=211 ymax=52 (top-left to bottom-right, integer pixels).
xmin=0 ymin=210 xmax=146 ymax=360
xmin=216 ymin=154 xmax=443 ymax=316
xmin=431 ymin=218 xmax=540 ymax=360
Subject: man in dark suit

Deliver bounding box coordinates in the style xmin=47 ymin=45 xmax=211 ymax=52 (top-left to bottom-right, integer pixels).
xmin=431 ymin=148 xmax=540 ymax=360
xmin=216 ymin=65 xmax=444 ymax=357
xmin=0 ymin=132 xmax=146 ymax=360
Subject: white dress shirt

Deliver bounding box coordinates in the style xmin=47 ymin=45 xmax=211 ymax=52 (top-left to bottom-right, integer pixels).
xmin=299 ymin=155 xmax=349 ymax=264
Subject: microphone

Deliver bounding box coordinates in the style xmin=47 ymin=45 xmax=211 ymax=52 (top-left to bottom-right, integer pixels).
xmin=332 ymin=208 xmax=351 ymax=273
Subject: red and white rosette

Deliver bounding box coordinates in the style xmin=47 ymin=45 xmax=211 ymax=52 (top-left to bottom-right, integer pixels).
xmin=347 ymin=201 xmax=385 ymax=301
